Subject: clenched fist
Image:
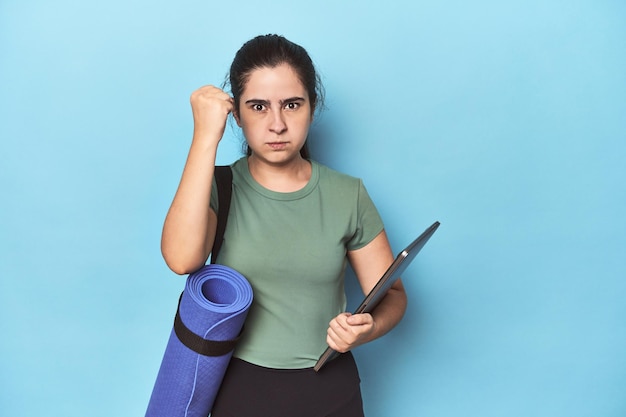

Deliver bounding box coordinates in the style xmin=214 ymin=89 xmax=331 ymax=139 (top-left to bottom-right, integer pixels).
xmin=190 ymin=85 xmax=234 ymax=146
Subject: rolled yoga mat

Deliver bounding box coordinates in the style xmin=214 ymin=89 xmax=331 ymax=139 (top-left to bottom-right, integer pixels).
xmin=146 ymin=264 xmax=253 ymax=417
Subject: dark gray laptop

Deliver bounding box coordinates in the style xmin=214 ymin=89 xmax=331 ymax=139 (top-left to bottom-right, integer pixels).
xmin=314 ymin=221 xmax=440 ymax=372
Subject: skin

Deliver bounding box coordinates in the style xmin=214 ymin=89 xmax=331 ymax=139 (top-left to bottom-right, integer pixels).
xmin=161 ymin=63 xmax=407 ymax=354
xmin=233 ymin=64 xmax=313 ymax=192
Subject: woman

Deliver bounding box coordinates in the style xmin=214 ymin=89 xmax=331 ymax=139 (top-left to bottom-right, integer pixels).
xmin=161 ymin=34 xmax=407 ymax=417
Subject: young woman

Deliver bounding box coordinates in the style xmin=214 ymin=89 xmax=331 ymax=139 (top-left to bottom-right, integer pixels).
xmin=161 ymin=34 xmax=407 ymax=417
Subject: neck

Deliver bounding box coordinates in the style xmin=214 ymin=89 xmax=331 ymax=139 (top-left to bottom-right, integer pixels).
xmin=247 ymin=155 xmax=312 ymax=192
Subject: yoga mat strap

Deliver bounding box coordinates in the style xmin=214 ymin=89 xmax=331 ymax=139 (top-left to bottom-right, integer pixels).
xmin=173 ymin=293 xmax=240 ymax=357
xmin=211 ymin=165 xmax=233 ymax=264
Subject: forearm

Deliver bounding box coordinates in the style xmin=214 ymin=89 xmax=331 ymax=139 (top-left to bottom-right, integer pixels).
xmin=328 ymin=231 xmax=408 ymax=352
xmin=366 ymin=281 xmax=407 ymax=343
xmin=161 ymin=137 xmax=218 ymax=274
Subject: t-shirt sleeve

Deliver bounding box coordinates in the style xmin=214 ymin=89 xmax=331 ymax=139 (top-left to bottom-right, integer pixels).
xmin=346 ymin=180 xmax=384 ymax=251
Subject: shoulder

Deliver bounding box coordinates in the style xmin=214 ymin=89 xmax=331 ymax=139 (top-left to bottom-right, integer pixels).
xmin=229 ymin=157 xmax=252 ymax=186
xmin=230 ymin=157 xmax=248 ymax=173
xmin=313 ymin=160 xmax=363 ymax=190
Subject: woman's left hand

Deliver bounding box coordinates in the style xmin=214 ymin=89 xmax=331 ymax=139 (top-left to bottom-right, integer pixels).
xmin=326 ymin=312 xmax=377 ymax=353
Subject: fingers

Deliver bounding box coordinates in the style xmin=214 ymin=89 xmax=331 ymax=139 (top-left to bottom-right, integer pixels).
xmin=346 ymin=313 xmax=372 ymax=326
xmin=326 ymin=313 xmax=374 ymax=353
xmin=189 ymin=85 xmax=234 ymax=141
xmin=191 ymin=85 xmax=234 ymax=113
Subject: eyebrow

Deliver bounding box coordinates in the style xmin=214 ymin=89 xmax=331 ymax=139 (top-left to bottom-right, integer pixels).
xmin=244 ymin=97 xmax=306 ymax=106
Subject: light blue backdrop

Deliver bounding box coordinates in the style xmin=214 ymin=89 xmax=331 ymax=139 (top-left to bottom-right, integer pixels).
xmin=1 ymin=1 xmax=624 ymax=416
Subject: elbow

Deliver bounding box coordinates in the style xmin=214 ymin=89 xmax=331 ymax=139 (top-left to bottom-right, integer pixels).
xmin=165 ymin=261 xmax=195 ymax=276
xmin=163 ymin=258 xmax=205 ymax=276
xmin=391 ymin=284 xmax=408 ymax=318
xmin=400 ymin=293 xmax=408 ymax=319
xmin=161 ymin=246 xmax=206 ymax=276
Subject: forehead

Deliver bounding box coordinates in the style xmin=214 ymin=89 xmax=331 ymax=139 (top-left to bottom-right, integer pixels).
xmin=241 ymin=64 xmax=308 ymax=99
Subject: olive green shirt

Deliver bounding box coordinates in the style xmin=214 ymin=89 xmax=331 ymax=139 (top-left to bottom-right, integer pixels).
xmin=211 ymin=157 xmax=384 ymax=368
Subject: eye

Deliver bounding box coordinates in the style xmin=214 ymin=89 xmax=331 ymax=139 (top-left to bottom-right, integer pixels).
xmin=252 ymin=103 xmax=265 ymax=112
xmin=284 ymin=102 xmax=300 ymax=110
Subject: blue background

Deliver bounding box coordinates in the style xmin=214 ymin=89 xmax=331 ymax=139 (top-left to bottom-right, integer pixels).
xmin=1 ymin=1 xmax=625 ymax=416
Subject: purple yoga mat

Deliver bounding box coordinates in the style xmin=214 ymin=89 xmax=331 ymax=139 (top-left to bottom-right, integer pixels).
xmin=146 ymin=264 xmax=253 ymax=417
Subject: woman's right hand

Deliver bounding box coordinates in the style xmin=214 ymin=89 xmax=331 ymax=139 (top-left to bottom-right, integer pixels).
xmin=190 ymin=85 xmax=234 ymax=145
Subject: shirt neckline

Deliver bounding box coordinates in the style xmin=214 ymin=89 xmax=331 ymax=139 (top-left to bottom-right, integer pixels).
xmin=236 ymin=157 xmax=320 ymax=201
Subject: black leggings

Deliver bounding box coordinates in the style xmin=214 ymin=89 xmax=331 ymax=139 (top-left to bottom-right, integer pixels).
xmin=211 ymin=352 xmax=364 ymax=417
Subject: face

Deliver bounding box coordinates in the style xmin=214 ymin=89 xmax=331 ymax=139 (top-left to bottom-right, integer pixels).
xmin=235 ymin=63 xmax=313 ymax=166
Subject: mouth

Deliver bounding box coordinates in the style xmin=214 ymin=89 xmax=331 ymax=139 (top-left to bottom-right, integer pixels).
xmin=267 ymin=141 xmax=288 ymax=150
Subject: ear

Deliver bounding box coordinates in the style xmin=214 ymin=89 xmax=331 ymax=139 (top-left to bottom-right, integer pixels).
xmin=233 ymin=108 xmax=242 ymax=127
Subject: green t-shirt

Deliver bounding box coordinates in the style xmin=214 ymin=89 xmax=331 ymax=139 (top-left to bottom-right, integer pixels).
xmin=210 ymin=157 xmax=384 ymax=368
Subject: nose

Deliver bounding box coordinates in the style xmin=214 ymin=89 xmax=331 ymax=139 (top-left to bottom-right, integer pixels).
xmin=269 ymin=108 xmax=287 ymax=134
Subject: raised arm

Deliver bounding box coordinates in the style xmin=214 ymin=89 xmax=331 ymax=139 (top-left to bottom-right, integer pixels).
xmin=326 ymin=230 xmax=408 ymax=352
xmin=161 ymin=86 xmax=233 ymax=275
